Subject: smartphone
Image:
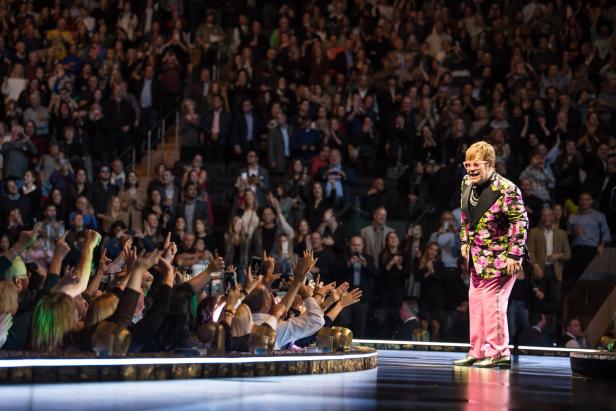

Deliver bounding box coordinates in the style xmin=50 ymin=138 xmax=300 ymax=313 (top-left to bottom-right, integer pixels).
xmin=223 ymin=271 xmax=237 ymax=294
xmin=250 ymin=256 xmax=262 ymax=276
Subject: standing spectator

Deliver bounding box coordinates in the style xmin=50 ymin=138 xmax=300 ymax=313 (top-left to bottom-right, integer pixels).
xmin=201 ymin=94 xmax=231 ymax=162
xmin=231 ymin=98 xmax=260 ymax=159
xmin=520 ymin=153 xmax=555 ymax=203
xmin=91 ymin=165 xmax=119 ymax=216
xmin=179 ymin=98 xmax=202 ymax=162
xmin=2 ymin=125 xmax=37 ymax=181
xmin=337 ymin=236 xmax=377 ymax=338
xmin=379 ymin=231 xmax=410 ymax=313
xmin=527 ymin=208 xmax=571 ymax=304
xmin=360 ymin=207 xmax=394 ymax=267
xmin=565 ymin=192 xmax=611 ymax=292
xmin=428 ymin=211 xmax=460 ymax=271
xmin=102 ymin=83 xmax=136 ymax=159
xmin=267 ymin=112 xmax=293 ymax=174
xmin=248 ymin=198 xmax=294 ymax=257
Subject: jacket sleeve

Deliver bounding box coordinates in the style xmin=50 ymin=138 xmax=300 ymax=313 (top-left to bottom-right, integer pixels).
xmin=128 ymin=284 xmax=173 ymax=352
xmin=274 ymin=297 xmax=324 ymax=349
xmin=504 ymin=182 xmax=529 ymax=261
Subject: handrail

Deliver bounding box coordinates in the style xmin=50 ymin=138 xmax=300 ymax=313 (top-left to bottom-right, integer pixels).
xmin=116 ymin=108 xmax=180 ymax=176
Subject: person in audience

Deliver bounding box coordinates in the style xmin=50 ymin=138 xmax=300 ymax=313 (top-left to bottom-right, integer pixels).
xmin=516 ymin=312 xmax=552 ymax=347
xmin=565 ymin=192 xmax=611 ymax=294
xmin=560 ymin=317 xmax=587 ymax=349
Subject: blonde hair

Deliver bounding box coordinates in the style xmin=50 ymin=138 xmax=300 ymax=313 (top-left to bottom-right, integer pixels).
xmin=84 ymin=292 xmax=120 ymax=328
xmin=465 ymin=141 xmax=496 ymax=165
xmin=0 ymin=281 xmax=19 ymax=314
xmin=31 ymin=292 xmax=77 ymax=353
xmin=231 ymin=303 xmax=253 ymax=337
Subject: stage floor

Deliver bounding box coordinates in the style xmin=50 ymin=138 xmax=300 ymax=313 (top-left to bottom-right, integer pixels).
xmin=0 ymin=350 xmax=611 ymax=410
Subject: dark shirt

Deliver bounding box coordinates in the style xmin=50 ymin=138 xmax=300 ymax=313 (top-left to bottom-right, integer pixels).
xmin=261 ymin=226 xmax=276 ymax=254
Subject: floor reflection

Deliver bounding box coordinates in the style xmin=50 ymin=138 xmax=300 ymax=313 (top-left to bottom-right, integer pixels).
xmin=0 ymin=350 xmax=611 ymax=410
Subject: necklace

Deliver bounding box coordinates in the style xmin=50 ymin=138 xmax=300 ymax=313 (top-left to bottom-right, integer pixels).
xmin=470 ymin=187 xmax=480 ymax=207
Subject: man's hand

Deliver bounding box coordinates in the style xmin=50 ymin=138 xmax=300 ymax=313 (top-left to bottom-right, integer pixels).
xmin=314 ymin=274 xmax=335 ymax=298
xmin=85 ymin=229 xmax=102 ymax=249
xmin=135 ymin=249 xmax=164 ymax=272
xmin=13 ymin=226 xmax=40 ymax=253
xmin=597 ymin=244 xmax=605 ymax=256
xmin=206 ymin=256 xmax=225 ymax=273
xmin=331 ymin=282 xmax=349 ymax=302
xmin=294 ymin=249 xmax=317 ymax=283
xmin=505 ymin=258 xmax=522 ymax=276
xmin=244 ymin=264 xmax=262 ymax=295
xmin=461 ymin=244 xmax=469 ymax=260
xmin=54 ymin=232 xmax=72 ymax=258
xmin=262 ymin=250 xmax=276 ymax=276
xmin=340 ymin=288 xmax=362 ymax=307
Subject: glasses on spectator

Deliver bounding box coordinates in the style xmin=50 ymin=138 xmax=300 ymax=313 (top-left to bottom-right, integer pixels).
xmin=463 ymin=161 xmax=488 ymax=170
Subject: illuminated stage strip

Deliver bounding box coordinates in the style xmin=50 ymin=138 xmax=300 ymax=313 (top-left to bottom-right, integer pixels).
xmin=354 ymin=339 xmax=603 ymax=354
xmin=0 ymin=351 xmax=377 ymax=368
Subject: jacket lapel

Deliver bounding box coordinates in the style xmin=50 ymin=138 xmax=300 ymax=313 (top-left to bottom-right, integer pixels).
xmin=461 ymin=178 xmax=472 ymax=219
xmin=469 ymin=176 xmax=501 ymax=228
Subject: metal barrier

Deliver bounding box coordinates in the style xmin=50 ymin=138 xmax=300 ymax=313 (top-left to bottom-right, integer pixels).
xmin=116 ymin=109 xmax=180 ymax=179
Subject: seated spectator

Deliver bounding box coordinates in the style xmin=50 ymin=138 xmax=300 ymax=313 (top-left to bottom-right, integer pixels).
xmin=393 ymin=298 xmax=421 ymax=341
xmin=560 ymin=317 xmax=587 ymax=349
xmin=516 ymin=312 xmax=552 ymax=347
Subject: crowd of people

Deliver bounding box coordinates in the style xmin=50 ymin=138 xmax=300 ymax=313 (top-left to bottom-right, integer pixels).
xmin=1 ymin=0 xmax=616 ymax=354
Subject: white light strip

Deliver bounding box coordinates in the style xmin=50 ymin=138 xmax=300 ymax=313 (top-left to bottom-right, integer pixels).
xmin=355 ymin=339 xmax=469 ymax=348
xmin=0 ymin=352 xmax=377 ymax=369
xmin=355 ymin=339 xmax=603 ymax=354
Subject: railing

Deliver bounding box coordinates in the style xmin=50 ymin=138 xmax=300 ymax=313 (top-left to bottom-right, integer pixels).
xmin=117 ymin=108 xmax=181 ymax=179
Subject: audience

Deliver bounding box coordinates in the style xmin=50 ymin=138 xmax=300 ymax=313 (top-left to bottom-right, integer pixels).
xmin=0 ymin=0 xmax=615 ymax=355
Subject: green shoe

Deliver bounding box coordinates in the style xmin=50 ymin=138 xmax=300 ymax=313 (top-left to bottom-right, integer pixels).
xmin=453 ymin=355 xmax=480 ymax=367
xmin=473 ymin=356 xmax=511 ymax=369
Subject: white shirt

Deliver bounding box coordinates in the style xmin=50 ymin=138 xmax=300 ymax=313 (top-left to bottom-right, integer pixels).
xmin=275 ymin=297 xmax=325 ymax=349
xmin=544 ymin=228 xmax=554 ymax=265
xmin=252 ymin=313 xmax=278 ymax=331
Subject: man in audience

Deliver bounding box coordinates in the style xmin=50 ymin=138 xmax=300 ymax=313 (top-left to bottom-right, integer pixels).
xmin=560 ymin=317 xmax=587 ymax=348
xmin=516 ymin=312 xmax=552 ymax=347
xmin=527 ymin=207 xmax=571 ymax=303
xmin=565 ymin=192 xmax=611 ymax=293
xmin=338 ymin=236 xmax=377 ymax=338
xmin=360 ymin=207 xmax=394 ymax=267
xmin=394 ymin=298 xmax=421 ymax=341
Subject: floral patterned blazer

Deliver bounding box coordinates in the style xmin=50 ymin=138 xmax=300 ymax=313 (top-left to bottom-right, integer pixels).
xmin=460 ymin=173 xmax=529 ymax=280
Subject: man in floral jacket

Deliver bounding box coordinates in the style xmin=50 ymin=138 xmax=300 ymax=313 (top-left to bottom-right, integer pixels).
xmin=453 ymin=141 xmax=528 ymax=369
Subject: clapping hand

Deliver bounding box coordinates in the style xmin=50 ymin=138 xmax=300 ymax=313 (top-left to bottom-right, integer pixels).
xmin=339 ymin=288 xmax=362 ymax=307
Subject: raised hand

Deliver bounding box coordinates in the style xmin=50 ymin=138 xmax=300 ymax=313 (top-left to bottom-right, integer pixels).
xmin=207 ymin=256 xmax=225 ymax=273
xmin=314 ymin=278 xmax=336 ymax=298
xmin=135 ymin=249 xmax=164 ymax=271
xmin=55 ymin=232 xmax=71 ymax=257
xmin=340 ymin=288 xmax=362 ymax=307
xmin=331 ymin=282 xmax=349 ymax=302
xmin=293 ymin=249 xmax=317 ymax=282
xmin=244 ymin=264 xmax=262 ymax=295
xmin=262 ymin=250 xmax=276 ymax=275
xmin=85 ymin=229 xmax=102 ymax=249
xmin=97 ymin=247 xmax=111 ymax=274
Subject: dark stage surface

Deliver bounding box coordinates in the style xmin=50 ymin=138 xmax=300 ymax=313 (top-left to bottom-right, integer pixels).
xmin=0 ymin=350 xmax=612 ymax=410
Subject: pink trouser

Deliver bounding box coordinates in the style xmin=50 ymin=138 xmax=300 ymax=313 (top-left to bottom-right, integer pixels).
xmin=468 ymin=270 xmax=517 ymax=359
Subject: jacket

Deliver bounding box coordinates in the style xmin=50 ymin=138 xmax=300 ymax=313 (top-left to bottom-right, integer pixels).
xmin=460 ymin=172 xmax=529 ymax=280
